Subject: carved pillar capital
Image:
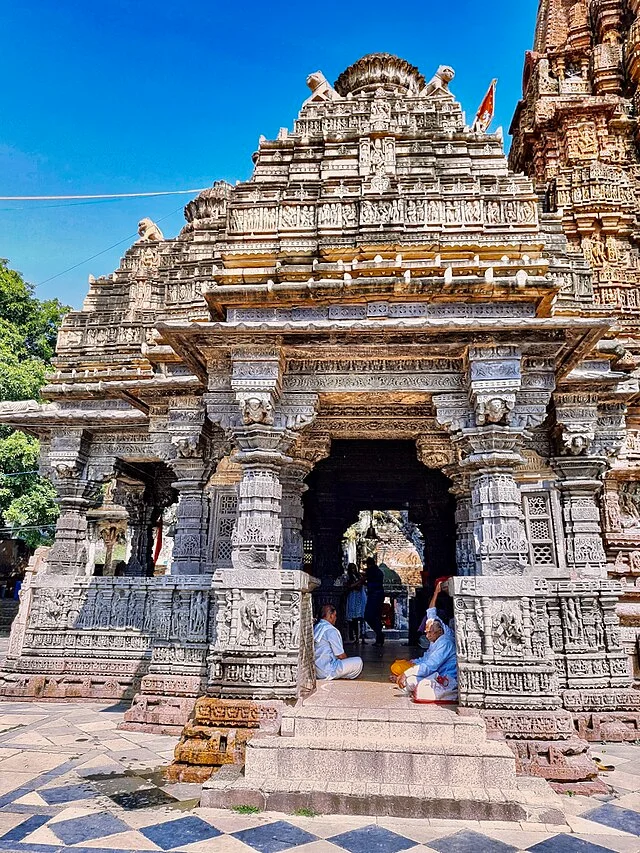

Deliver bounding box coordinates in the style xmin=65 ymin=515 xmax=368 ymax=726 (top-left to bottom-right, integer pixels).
xmin=553 ymin=391 xmax=599 ymax=457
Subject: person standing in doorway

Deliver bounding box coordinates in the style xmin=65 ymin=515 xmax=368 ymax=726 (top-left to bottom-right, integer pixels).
xmin=364 ymin=556 xmax=385 ymax=646
xmin=345 ymin=563 xmax=367 ymax=642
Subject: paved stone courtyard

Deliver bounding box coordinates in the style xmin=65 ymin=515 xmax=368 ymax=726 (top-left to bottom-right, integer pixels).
xmin=0 ymin=688 xmax=639 ymax=853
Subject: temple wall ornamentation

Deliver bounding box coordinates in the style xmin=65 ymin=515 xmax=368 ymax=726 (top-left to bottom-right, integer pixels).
xmin=0 ymin=48 xmax=637 ymax=765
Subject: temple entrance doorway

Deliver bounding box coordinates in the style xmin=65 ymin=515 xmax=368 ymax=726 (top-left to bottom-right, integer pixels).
xmin=302 ymin=439 xmax=456 ymax=661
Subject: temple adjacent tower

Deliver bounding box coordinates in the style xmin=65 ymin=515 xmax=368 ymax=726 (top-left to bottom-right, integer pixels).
xmin=510 ymin=0 xmax=640 ymax=683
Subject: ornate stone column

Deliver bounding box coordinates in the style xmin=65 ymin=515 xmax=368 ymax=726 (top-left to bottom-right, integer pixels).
xmin=165 ymin=396 xmax=217 ymax=576
xmin=45 ymin=430 xmax=103 ymax=577
xmin=205 ymin=349 xmax=320 ymax=699
xmin=553 ymin=456 xmax=608 ymax=578
xmin=280 ymin=462 xmax=310 ymax=572
xmin=456 ymin=428 xmax=529 ymax=575
xmin=111 ymin=480 xmax=150 ymax=576
xmin=170 ymin=459 xmax=212 ymax=577
xmin=551 ymin=391 xmax=608 ymax=578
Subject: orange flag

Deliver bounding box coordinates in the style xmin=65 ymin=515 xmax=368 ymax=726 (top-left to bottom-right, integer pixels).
xmin=473 ymin=79 xmax=497 ymax=133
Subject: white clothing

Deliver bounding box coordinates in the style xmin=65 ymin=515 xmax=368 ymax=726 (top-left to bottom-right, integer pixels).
xmin=313 ymin=619 xmax=363 ymax=680
xmin=404 ymin=666 xmax=457 ymax=703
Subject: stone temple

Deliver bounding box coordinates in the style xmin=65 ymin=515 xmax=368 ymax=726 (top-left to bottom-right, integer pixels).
xmin=2 ymin=29 xmax=640 ymax=806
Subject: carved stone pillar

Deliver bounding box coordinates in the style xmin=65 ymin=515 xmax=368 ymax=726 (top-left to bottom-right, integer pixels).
xmin=45 ymin=430 xmax=103 ymax=576
xmin=232 ymin=453 xmax=285 ymax=572
xmin=280 ymin=461 xmax=311 ymax=572
xmin=553 ymin=456 xmax=608 ymax=578
xmin=47 ymin=474 xmax=102 ymax=576
xmin=449 ymin=473 xmax=475 ymax=577
xmin=171 ymin=469 xmax=211 ymax=576
xmin=205 ymin=351 xmax=320 ymax=699
xmin=455 ymin=428 xmax=528 ymax=575
xmin=552 ymin=393 xmax=608 ymax=578
xmin=165 ymin=397 xmax=217 ymax=576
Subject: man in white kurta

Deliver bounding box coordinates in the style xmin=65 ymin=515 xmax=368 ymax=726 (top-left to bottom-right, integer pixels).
xmin=313 ymin=605 xmax=363 ymax=680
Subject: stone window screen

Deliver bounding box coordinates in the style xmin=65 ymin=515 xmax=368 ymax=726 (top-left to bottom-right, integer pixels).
xmin=522 ymin=489 xmax=563 ymax=572
xmin=209 ymin=487 xmax=238 ymax=568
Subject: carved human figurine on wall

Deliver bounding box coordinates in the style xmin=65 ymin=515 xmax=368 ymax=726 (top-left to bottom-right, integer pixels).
xmin=242 ymin=397 xmax=274 ymax=426
xmin=238 ymin=593 xmax=267 ymax=647
xmin=476 ymin=396 xmax=513 ymax=426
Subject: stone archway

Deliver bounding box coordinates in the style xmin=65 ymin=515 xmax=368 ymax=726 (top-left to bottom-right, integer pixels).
xmin=302 ymin=439 xmax=456 ymax=602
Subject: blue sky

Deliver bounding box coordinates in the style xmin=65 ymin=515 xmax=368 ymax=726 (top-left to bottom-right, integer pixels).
xmin=1 ymin=1 xmax=538 ymax=308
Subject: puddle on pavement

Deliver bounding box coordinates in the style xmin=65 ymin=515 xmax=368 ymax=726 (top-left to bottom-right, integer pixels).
xmin=84 ymin=768 xmax=200 ymax=812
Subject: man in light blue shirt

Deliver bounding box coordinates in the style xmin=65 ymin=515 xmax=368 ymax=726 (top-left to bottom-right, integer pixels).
xmin=398 ymin=598 xmax=457 ymax=702
xmin=313 ymin=605 xmax=363 ymax=680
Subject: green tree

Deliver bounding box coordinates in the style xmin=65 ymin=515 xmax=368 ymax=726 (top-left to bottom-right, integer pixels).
xmin=0 ymin=259 xmax=69 ymax=547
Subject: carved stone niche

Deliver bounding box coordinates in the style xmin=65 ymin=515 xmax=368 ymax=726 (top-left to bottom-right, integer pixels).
xmin=208 ymin=567 xmax=318 ymax=701
xmin=451 ymin=575 xmax=560 ymax=711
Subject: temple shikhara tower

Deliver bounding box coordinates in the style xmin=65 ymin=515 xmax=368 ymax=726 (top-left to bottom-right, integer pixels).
xmin=510 ymin=0 xmax=640 ymax=693
xmin=1 ymin=39 xmax=640 ymax=803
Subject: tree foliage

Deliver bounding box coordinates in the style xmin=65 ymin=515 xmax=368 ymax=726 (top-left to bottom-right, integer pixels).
xmin=0 ymin=259 xmax=69 ymax=547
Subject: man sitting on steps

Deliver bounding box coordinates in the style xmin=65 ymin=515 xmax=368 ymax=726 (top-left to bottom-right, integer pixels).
xmin=313 ymin=604 xmax=363 ymax=680
xmin=392 ymin=581 xmax=458 ymax=702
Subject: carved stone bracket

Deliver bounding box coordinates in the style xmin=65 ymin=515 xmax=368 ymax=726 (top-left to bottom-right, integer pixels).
xmin=468 ymin=344 xmax=522 ymax=427
xmin=554 ymin=392 xmax=598 ymax=457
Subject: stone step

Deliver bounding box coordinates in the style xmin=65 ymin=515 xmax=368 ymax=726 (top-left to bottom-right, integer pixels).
xmin=201 ymin=767 xmax=566 ymax=824
xmin=244 ymin=735 xmax=517 ymax=788
xmin=281 ymin=705 xmax=487 ymax=744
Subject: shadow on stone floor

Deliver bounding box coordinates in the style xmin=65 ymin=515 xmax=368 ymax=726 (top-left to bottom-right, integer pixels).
xmin=343 ymin=637 xmax=421 ymax=683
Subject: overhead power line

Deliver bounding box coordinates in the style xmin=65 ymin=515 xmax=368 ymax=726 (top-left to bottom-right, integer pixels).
xmin=0 ymin=189 xmax=207 ymax=201
xmin=35 ymin=205 xmax=184 ymax=287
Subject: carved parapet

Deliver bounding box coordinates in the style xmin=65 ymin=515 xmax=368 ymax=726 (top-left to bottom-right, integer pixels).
xmin=208 ymin=568 xmax=318 ymax=700
xmin=546 ymin=578 xmax=632 ymax=704
xmin=451 ymin=575 xmax=560 ymax=709
xmin=0 ymin=576 xmax=213 ymax=702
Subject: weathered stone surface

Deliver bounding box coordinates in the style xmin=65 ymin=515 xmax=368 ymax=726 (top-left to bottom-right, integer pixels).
xmin=0 ymin=44 xmax=638 ymax=798
xmin=166 ymin=697 xmax=282 ymax=782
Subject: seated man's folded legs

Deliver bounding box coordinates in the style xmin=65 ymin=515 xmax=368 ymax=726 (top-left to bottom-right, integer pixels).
xmin=334 ymin=656 xmax=364 ymax=680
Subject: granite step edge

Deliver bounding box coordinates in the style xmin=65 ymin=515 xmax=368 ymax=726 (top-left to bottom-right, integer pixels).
xmin=200 ymin=774 xmax=566 ymax=824
xmin=248 ymin=734 xmax=515 ymax=758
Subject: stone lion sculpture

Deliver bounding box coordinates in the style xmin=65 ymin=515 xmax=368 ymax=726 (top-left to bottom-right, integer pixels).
xmin=422 ymin=65 xmax=455 ymax=96
xmin=137 ymin=218 xmax=164 ymax=242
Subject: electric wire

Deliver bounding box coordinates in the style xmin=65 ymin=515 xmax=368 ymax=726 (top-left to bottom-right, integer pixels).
xmin=0 ymin=189 xmax=207 ymax=201
xmin=35 ymin=204 xmax=184 ymax=287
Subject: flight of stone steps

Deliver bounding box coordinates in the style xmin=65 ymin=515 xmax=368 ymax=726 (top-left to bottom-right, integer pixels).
xmin=202 ymin=702 xmax=567 ymax=822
